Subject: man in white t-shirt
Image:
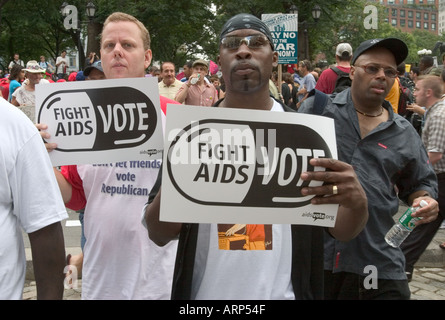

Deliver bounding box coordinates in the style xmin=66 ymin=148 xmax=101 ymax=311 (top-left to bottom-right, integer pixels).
xmin=8 ymin=53 xmax=24 ymax=72
xmin=56 ymin=50 xmax=69 ymax=80
xmin=0 ymin=98 xmax=67 ymax=299
xmin=37 ymin=12 xmax=179 ymax=300
xmin=144 ymin=13 xmax=369 ymax=300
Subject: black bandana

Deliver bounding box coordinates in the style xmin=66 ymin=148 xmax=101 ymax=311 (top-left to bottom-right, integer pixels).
xmin=219 ymin=13 xmax=273 ymax=46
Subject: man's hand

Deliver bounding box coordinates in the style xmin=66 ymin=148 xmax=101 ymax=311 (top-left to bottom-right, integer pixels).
xmin=36 ymin=123 xmax=57 ymax=152
xmin=300 ymin=157 xmax=368 ymax=241
xmin=300 ymin=157 xmax=366 ymax=209
xmin=411 ymin=197 xmax=439 ymax=226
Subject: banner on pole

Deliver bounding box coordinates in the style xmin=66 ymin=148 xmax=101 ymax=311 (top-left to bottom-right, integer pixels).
xmin=262 ymin=14 xmax=299 ymax=64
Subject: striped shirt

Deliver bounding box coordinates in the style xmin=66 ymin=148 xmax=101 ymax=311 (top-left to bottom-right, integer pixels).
xmin=176 ymin=81 xmax=218 ymax=107
xmin=422 ymin=100 xmax=445 ymax=174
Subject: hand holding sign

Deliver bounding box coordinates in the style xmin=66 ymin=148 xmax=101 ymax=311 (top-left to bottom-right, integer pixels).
xmin=301 ymin=158 xmax=367 ymax=207
xmin=300 ymin=157 xmax=368 ymax=241
xmin=36 ymin=123 xmax=58 ymax=153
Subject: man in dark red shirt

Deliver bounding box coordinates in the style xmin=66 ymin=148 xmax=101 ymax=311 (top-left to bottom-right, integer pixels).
xmin=315 ymin=43 xmax=353 ymax=94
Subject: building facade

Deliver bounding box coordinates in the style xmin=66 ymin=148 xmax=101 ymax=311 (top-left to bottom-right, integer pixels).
xmin=376 ymin=0 xmax=441 ymax=34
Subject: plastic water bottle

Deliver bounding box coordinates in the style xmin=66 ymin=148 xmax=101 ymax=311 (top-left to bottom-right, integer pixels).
xmin=385 ymin=200 xmax=428 ymax=248
xmin=190 ymin=74 xmax=200 ymax=85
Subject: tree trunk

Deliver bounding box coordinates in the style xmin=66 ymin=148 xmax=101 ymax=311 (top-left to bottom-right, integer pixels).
xmin=87 ymin=21 xmax=103 ymax=61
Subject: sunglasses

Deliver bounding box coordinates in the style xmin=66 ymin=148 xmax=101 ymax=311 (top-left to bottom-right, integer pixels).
xmin=354 ymin=64 xmax=398 ymax=78
xmin=221 ymin=35 xmax=272 ymax=50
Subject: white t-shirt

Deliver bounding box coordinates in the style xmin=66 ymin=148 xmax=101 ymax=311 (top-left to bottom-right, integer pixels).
xmin=13 ymin=79 xmax=49 ymax=107
xmin=56 ymin=56 xmax=68 ymax=74
xmin=190 ymin=99 xmax=295 ymax=300
xmin=77 ymin=161 xmax=178 ymax=300
xmin=8 ymin=60 xmax=24 ymax=69
xmin=0 ymin=99 xmax=68 ymax=299
xmin=13 ymin=86 xmax=35 ymax=107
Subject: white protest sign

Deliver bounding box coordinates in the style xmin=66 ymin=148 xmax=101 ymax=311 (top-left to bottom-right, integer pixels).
xmin=160 ymin=104 xmax=339 ymax=227
xmin=36 ymin=77 xmax=164 ymax=166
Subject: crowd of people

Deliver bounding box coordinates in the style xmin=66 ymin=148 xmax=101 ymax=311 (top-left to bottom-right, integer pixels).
xmin=0 ymin=52 xmax=105 ymax=107
xmin=1 ymin=11 xmax=444 ymax=301
xmin=1 ymin=54 xmax=225 ymax=110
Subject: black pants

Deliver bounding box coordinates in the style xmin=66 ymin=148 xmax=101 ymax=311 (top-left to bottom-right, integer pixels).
xmin=401 ymin=173 xmax=445 ymax=275
xmin=324 ymin=271 xmax=411 ymax=300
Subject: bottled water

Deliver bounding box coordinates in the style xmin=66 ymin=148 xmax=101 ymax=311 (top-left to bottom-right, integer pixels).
xmin=385 ymin=200 xmax=428 ymax=248
xmin=190 ymin=74 xmax=200 ymax=85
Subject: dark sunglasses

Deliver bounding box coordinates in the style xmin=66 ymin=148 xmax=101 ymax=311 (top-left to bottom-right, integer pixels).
xmin=221 ymin=35 xmax=272 ymax=50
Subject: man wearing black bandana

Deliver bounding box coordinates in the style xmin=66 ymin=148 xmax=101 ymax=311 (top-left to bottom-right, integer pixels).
xmin=144 ymin=13 xmax=368 ymax=299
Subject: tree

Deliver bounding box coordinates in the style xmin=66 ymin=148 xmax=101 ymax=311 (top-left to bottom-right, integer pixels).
xmin=79 ymin=0 xmax=217 ymax=69
xmin=134 ymin=0 xmax=217 ymax=67
xmin=1 ymin=0 xmax=443 ymax=75
xmin=0 ymin=0 xmax=74 ymax=72
xmin=212 ymin=0 xmax=361 ymax=63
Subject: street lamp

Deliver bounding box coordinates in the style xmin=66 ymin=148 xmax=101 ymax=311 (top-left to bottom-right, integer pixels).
xmin=60 ymin=2 xmax=69 ymax=16
xmin=60 ymin=2 xmax=96 ymax=20
xmin=289 ymin=4 xmax=322 ymax=60
xmin=86 ymin=2 xmax=96 ymax=21
xmin=312 ymin=5 xmax=322 ymax=22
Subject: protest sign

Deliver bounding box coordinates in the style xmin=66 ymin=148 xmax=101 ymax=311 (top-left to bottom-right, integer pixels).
xmin=36 ymin=77 xmax=164 ymax=166
xmin=262 ymin=13 xmax=298 ymax=64
xmin=160 ymin=104 xmax=338 ymax=227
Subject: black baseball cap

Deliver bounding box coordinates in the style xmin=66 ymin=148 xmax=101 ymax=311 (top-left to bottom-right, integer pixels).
xmin=351 ymin=38 xmax=408 ymax=66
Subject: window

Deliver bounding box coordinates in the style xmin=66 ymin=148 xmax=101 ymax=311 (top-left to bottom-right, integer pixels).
xmin=400 ymin=19 xmax=406 ymax=27
xmin=408 ymin=20 xmax=413 ymax=28
xmin=416 ymin=12 xmax=421 ymax=19
xmin=408 ymin=11 xmax=413 ymax=18
xmin=424 ymin=13 xmax=429 ymax=20
xmin=416 ymin=21 xmax=421 ymax=29
xmin=432 ymin=23 xmax=436 ymax=30
xmin=400 ymin=10 xmax=406 ymax=18
xmin=392 ymin=18 xmax=397 ymax=26
xmin=432 ymin=14 xmax=436 ymax=21
xmin=424 ymin=22 xmax=429 ymax=29
xmin=392 ymin=9 xmax=397 ymax=16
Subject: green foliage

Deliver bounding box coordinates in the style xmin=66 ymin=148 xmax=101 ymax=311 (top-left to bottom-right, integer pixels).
xmin=0 ymin=0 xmax=82 ymax=71
xmin=133 ymin=0 xmax=217 ymax=66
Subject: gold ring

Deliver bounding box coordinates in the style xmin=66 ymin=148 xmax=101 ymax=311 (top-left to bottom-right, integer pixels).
xmin=333 ymin=185 xmax=338 ymax=195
